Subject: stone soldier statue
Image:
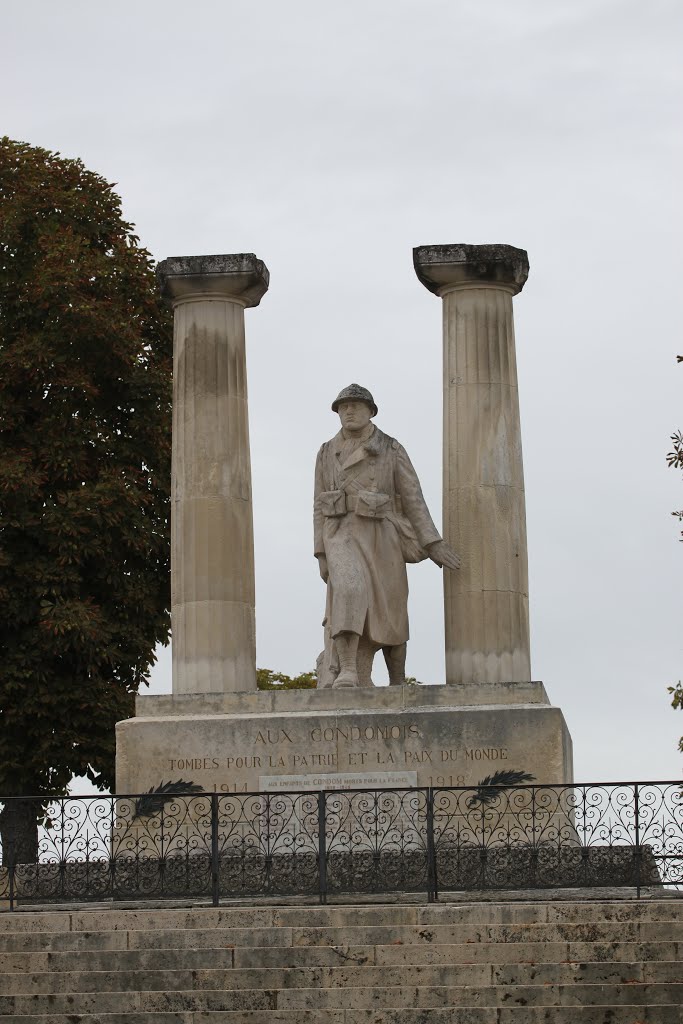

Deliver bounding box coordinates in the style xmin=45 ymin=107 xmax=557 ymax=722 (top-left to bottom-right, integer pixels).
xmin=314 ymin=384 xmax=460 ymax=688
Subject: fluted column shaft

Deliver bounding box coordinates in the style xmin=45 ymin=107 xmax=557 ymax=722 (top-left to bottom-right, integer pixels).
xmin=414 ymin=244 xmax=530 ymax=685
xmin=157 ymin=254 xmax=269 ymax=694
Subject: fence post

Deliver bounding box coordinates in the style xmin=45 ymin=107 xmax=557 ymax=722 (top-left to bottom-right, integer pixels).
xmin=108 ymin=797 xmax=116 ymax=902
xmin=634 ymin=783 xmax=641 ymax=898
xmin=159 ymin=800 xmax=166 ymax=900
xmin=7 ymin=850 xmax=15 ymax=913
xmin=57 ymin=799 xmax=67 ymax=902
xmin=318 ymin=790 xmax=327 ymax=905
xmin=211 ymin=792 xmax=220 ymax=907
xmin=426 ymin=787 xmax=437 ymax=902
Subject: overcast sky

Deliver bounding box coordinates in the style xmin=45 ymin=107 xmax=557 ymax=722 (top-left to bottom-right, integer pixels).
xmin=4 ymin=0 xmax=681 ymax=784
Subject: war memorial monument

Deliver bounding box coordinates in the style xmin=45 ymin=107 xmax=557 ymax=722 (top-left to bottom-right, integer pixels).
xmin=115 ymin=243 xmax=573 ymax=797
xmin=4 ymin=253 xmax=679 ymax=1024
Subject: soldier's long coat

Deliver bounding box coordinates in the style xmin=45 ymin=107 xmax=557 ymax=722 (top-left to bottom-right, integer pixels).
xmin=314 ymin=426 xmax=441 ymax=647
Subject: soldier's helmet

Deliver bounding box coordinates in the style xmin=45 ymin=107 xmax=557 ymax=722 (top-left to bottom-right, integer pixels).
xmin=331 ymin=383 xmax=378 ymax=417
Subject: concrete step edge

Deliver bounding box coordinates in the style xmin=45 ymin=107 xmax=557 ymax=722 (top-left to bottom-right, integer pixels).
xmin=2 ymin=899 xmax=683 ymax=931
xmin=0 ymin=1006 xmax=681 ymax=1023
xmin=0 ymin=1013 xmax=679 ymax=1024
xmin=5 ymin=983 xmax=683 ymax=1007
xmin=2 ymin=962 xmax=679 ymax=987
xmin=6 ymin=981 xmax=683 ymax=994
xmin=2 ymin=954 xmax=679 ymax=971
xmin=2 ymin=941 xmax=682 ymax=968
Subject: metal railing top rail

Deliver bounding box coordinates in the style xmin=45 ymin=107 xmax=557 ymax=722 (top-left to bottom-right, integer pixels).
xmin=0 ymin=779 xmax=682 ymax=800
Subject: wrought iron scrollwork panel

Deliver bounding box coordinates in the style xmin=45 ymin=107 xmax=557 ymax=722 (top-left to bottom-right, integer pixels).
xmin=0 ymin=781 xmax=681 ymax=908
xmin=637 ymin=783 xmax=683 ymax=886
xmin=215 ymin=793 xmax=320 ymax=896
xmin=323 ymin=788 xmax=429 ymax=894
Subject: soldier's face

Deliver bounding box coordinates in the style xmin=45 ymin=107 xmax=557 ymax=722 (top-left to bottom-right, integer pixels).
xmin=338 ymin=400 xmax=372 ymax=432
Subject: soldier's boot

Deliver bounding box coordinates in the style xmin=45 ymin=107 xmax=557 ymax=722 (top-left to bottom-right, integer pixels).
xmin=332 ymin=632 xmax=360 ymax=687
xmin=356 ymin=637 xmax=380 ymax=687
xmin=383 ymin=642 xmax=407 ymax=686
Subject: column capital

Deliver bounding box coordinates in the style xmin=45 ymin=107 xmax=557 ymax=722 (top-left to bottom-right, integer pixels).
xmin=157 ymin=253 xmax=270 ymax=308
xmin=413 ymin=243 xmax=529 ymax=297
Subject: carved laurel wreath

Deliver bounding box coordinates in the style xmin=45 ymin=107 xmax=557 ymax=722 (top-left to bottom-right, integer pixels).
xmin=468 ymin=769 xmax=536 ymax=807
xmin=132 ymin=779 xmax=204 ymax=819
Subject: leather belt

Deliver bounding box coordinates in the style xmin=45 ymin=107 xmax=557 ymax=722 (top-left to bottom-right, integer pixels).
xmin=345 ymin=494 xmax=402 ymax=514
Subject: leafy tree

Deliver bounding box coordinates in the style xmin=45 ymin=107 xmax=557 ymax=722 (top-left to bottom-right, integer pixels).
xmin=257 ymin=668 xmax=317 ymax=690
xmin=667 ymin=355 xmax=683 ymax=756
xmin=0 ymin=138 xmax=172 ymax=861
xmin=255 ymin=668 xmax=424 ymax=688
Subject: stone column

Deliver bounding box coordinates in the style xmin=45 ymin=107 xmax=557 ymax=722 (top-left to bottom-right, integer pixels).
xmin=157 ymin=254 xmax=269 ymax=694
xmin=413 ymin=244 xmax=530 ymax=686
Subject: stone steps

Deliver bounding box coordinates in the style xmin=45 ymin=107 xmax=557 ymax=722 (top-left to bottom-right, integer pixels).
xmin=5 ymin=939 xmax=681 ymax=970
xmin=1 ymin=960 xmax=682 ymax=985
xmin=1 ymin=921 xmax=680 ymax=949
xmin=2 ymin=899 xmax=678 ymax=934
xmin=1 ymin=982 xmax=683 ymax=1013
xmin=0 ymin=900 xmax=681 ymax=1021
xmin=0 ymin=1010 xmax=682 ymax=1023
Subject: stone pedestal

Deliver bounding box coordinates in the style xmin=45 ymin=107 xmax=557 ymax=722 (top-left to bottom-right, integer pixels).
xmin=116 ymin=684 xmax=572 ymax=796
xmin=414 ymin=244 xmax=531 ymax=686
xmin=157 ymin=254 xmax=269 ymax=694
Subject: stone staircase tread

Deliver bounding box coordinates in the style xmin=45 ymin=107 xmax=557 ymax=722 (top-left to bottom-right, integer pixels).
xmin=247 ymin=940 xmax=683 ymax=967
xmin=116 ymin=921 xmax=680 ymax=948
xmin=291 ymin=924 xmax=683 ymax=947
xmin=2 ymin=937 xmax=679 ymax=966
xmin=2 ymin=982 xmax=683 ymax=1013
xmin=1 ymin=960 xmax=682 ymax=990
xmin=0 ymin=1016 xmax=194 ymax=1024
xmin=69 ymin=920 xmax=683 ymax=944
xmin=0 ymin=1007 xmax=682 ymax=1023
xmin=1 ymin=922 xmax=682 ymax=953
xmin=2 ymin=900 xmax=683 ymax=932
xmin=3 ymin=958 xmax=683 ymax=991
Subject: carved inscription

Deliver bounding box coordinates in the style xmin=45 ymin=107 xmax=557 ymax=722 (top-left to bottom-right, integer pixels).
xmin=261 ymin=771 xmax=418 ymax=792
xmin=163 ymin=717 xmax=513 ymax=793
xmin=466 ymin=747 xmax=509 ymax=761
xmin=255 ymin=729 xmax=293 ymax=744
xmin=310 ymin=724 xmax=420 ymax=742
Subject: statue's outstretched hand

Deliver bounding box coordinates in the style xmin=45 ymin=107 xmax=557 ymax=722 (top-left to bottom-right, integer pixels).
xmin=317 ymin=554 xmax=329 ymax=583
xmin=428 ymin=540 xmax=461 ymax=571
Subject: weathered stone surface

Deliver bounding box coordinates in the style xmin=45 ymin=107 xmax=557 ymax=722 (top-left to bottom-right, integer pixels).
xmin=117 ymin=685 xmax=572 ymax=795
xmin=134 ymin=680 xmax=550 ymax=717
xmin=414 ymin=242 xmax=532 ymax=686
xmin=413 ymin=243 xmax=529 ymax=295
xmin=159 ymin=253 xmax=269 ymax=694
xmin=4 ymin=899 xmax=679 ymax=933
xmin=1 ymin=894 xmax=682 ymax=1024
xmin=5 ymin=901 xmax=683 ymax=1019
xmin=157 ymin=253 xmax=269 ymax=307
xmin=123 ymin=959 xmax=674 ymax=990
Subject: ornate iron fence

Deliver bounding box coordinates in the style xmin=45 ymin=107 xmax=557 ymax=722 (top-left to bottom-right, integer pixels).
xmin=0 ymin=782 xmax=681 ymax=909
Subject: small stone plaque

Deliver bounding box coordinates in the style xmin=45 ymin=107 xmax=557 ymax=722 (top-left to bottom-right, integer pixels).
xmin=259 ymin=770 xmax=418 ymax=792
